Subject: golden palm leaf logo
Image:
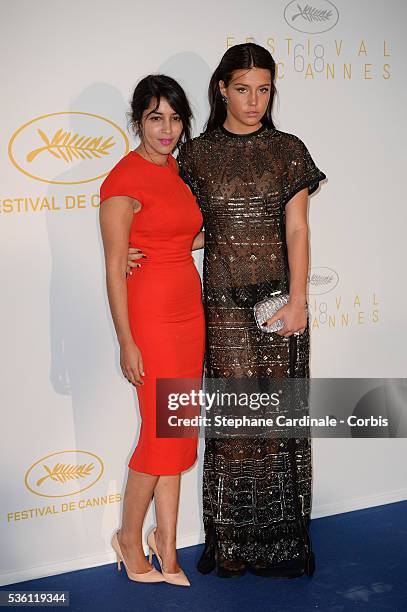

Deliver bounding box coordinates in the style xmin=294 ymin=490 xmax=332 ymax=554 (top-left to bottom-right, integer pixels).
xmin=26 ymin=129 xmax=115 ymax=163
xmin=36 ymin=462 xmax=95 ymax=487
xmin=9 ymin=112 xmax=129 ymax=185
xmin=25 ymin=450 xmax=104 ymax=498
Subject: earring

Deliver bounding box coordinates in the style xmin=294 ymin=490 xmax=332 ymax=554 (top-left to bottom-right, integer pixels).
xmin=221 ymin=95 xmax=228 ymax=104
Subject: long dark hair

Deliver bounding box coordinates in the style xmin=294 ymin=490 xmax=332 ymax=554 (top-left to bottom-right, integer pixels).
xmin=206 ymin=43 xmax=276 ymax=132
xmin=130 ymin=74 xmax=193 ymax=147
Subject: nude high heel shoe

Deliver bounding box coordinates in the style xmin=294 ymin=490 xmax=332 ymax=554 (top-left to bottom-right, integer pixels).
xmin=111 ymin=530 xmax=165 ymax=583
xmin=147 ymin=527 xmax=190 ymax=587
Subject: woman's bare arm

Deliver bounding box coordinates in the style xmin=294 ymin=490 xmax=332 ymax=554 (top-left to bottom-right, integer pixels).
xmin=285 ymin=187 xmax=309 ymax=307
xmin=99 ymin=196 xmax=144 ymax=384
xmin=263 ymin=187 xmax=309 ymax=337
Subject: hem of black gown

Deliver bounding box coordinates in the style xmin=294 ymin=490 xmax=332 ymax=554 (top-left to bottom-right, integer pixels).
xmin=248 ymin=551 xmax=315 ymax=579
xmin=197 ymin=535 xmax=315 ymax=579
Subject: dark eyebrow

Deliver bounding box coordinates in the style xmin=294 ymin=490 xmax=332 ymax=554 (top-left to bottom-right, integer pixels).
xmin=149 ymin=110 xmax=180 ymax=115
xmin=234 ymin=82 xmax=271 ymax=87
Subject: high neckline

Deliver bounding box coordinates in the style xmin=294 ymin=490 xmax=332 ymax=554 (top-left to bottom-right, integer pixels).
xmin=219 ymin=123 xmax=268 ymax=139
xmin=132 ymin=150 xmax=172 ymax=169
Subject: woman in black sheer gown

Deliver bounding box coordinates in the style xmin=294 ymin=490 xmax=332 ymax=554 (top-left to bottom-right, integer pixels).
xmin=128 ymin=43 xmax=326 ymax=579
xmin=177 ymin=43 xmax=326 ymax=579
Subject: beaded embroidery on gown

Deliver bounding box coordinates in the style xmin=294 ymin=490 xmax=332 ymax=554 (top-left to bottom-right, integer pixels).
xmin=177 ymin=124 xmax=326 ymax=574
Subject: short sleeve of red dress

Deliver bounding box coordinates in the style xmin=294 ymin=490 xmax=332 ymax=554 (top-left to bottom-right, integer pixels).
xmin=99 ymin=153 xmax=144 ymax=205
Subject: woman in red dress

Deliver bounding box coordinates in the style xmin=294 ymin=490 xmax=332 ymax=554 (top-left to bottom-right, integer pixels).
xmin=99 ymin=75 xmax=205 ymax=586
xmin=126 ymin=43 xmax=326 ymax=579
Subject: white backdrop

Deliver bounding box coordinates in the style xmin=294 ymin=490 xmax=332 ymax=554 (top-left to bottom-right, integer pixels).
xmin=1 ymin=0 xmax=406 ymax=585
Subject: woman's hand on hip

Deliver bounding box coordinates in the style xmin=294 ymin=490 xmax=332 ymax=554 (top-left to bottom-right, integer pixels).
xmin=263 ymin=302 xmax=308 ymax=338
xmin=127 ymin=246 xmax=146 ymax=275
xmin=120 ymin=340 xmax=144 ymax=385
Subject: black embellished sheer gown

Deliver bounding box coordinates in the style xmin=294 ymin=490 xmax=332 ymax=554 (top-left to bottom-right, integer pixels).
xmin=177 ymin=124 xmax=326 ymax=577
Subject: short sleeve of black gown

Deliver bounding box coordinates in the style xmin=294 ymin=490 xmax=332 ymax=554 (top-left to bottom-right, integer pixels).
xmin=177 ymin=141 xmax=200 ymax=199
xmin=282 ymin=135 xmax=327 ymax=205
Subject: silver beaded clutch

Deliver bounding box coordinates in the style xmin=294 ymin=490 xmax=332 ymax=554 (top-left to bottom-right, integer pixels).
xmin=253 ymin=291 xmax=289 ymax=333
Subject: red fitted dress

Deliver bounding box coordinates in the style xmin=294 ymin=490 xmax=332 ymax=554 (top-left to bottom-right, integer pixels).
xmin=100 ymin=151 xmax=205 ymax=475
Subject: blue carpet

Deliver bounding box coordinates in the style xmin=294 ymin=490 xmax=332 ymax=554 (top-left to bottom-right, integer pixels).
xmin=2 ymin=501 xmax=406 ymax=611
